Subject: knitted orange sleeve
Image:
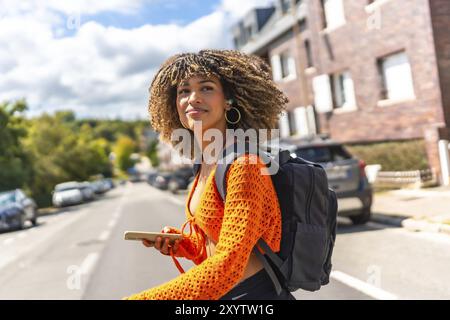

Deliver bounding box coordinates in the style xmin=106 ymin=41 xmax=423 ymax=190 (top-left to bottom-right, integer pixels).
xmin=123 ymin=155 xmax=280 ymax=300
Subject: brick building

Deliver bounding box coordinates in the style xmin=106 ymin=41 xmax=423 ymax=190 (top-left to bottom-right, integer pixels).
xmin=232 ymin=0 xmax=450 ymax=183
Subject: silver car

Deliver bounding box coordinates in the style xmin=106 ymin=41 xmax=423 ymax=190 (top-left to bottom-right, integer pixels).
xmin=52 ymin=182 xmax=84 ymax=207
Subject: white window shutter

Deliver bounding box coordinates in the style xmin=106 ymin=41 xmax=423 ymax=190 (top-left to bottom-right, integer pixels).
xmin=306 ymin=105 xmax=317 ymax=135
xmin=342 ymin=71 xmax=357 ymax=109
xmin=383 ymin=52 xmax=415 ymax=100
xmin=312 ymin=74 xmax=333 ymax=113
xmin=288 ymin=57 xmax=297 ymax=79
xmin=279 ymin=111 xmax=290 ymax=137
xmin=294 ymin=107 xmax=309 ymax=137
xmin=271 ymin=54 xmax=282 ymax=81
xmin=323 ymin=0 xmax=346 ymax=29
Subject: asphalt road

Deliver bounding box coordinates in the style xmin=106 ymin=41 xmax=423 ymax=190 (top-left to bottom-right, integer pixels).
xmin=0 ymin=182 xmax=449 ymax=300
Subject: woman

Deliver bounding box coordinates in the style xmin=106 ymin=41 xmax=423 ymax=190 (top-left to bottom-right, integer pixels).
xmin=124 ymin=49 xmax=295 ymax=300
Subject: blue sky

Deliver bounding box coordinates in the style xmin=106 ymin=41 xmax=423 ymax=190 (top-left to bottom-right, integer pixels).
xmin=0 ymin=0 xmax=274 ymax=119
xmin=89 ymin=1 xmax=221 ymax=28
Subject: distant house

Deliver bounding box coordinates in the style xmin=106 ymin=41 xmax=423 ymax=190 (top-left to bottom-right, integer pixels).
xmin=232 ymin=0 xmax=450 ymax=183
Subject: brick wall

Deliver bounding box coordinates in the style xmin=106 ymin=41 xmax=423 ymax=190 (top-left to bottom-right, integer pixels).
xmin=266 ymin=0 xmax=450 ymax=179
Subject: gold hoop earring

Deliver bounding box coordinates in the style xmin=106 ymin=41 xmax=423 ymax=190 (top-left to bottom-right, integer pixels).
xmin=225 ymin=106 xmax=241 ymax=125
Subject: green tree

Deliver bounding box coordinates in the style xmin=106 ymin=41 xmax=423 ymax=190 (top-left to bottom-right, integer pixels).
xmin=113 ymin=135 xmax=137 ymax=172
xmin=0 ymin=100 xmax=32 ymax=192
xmin=146 ymin=139 xmax=160 ymax=168
xmin=23 ymin=113 xmax=113 ymax=207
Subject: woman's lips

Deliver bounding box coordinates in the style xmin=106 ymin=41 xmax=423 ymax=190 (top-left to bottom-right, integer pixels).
xmin=186 ymin=109 xmax=207 ymax=116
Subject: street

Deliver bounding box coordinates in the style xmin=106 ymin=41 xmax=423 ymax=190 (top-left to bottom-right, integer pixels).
xmin=0 ymin=182 xmax=449 ymax=300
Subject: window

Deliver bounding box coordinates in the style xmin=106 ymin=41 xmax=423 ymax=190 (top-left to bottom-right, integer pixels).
xmin=281 ymin=0 xmax=302 ymax=13
xmin=331 ymin=71 xmax=356 ymax=110
xmin=288 ymin=111 xmax=297 ymax=136
xmin=304 ymin=39 xmax=313 ymax=68
xmin=271 ymin=52 xmax=297 ymax=81
xmin=377 ymin=51 xmax=415 ymax=101
xmin=293 ymin=105 xmax=317 ymax=137
xmin=280 ymin=51 xmax=297 ymax=79
xmin=321 ymin=0 xmax=346 ymax=29
xmin=244 ymin=25 xmax=253 ymax=41
xmin=312 ymin=74 xmax=333 ymax=113
xmin=281 ymin=0 xmax=291 ymax=13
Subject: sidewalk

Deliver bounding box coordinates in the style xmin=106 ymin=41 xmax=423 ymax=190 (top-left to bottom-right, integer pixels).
xmin=371 ymin=186 xmax=450 ymax=235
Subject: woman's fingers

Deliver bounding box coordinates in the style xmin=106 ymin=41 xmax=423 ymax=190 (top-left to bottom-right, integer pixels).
xmin=155 ymin=236 xmax=162 ymax=250
xmin=142 ymin=239 xmax=154 ymax=247
xmin=161 ymin=237 xmax=170 ymax=255
xmin=148 ymin=236 xmax=174 ymax=256
xmin=173 ymin=239 xmax=180 ymax=254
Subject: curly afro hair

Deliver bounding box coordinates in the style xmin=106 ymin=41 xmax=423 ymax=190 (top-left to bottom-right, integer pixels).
xmin=148 ymin=49 xmax=289 ymax=159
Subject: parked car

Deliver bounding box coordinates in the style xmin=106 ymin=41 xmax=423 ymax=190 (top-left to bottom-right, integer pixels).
xmin=104 ymin=178 xmax=116 ymax=189
xmin=275 ymin=136 xmax=373 ymax=225
xmin=146 ymin=172 xmax=159 ymax=186
xmin=77 ymin=182 xmax=95 ymax=201
xmin=90 ymin=180 xmax=110 ymax=194
xmin=0 ymin=189 xmax=38 ymax=231
xmin=52 ymin=182 xmax=84 ymax=207
xmin=167 ymin=166 xmax=195 ymax=194
xmin=152 ymin=171 xmax=174 ymax=190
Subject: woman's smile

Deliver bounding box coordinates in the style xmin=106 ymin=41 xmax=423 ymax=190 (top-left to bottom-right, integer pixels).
xmin=186 ymin=108 xmax=208 ymax=118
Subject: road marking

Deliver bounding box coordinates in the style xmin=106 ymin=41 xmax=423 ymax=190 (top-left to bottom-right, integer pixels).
xmin=80 ymin=252 xmax=100 ymax=276
xmin=98 ymin=230 xmax=111 ymax=242
xmin=331 ymin=270 xmax=398 ymax=300
xmin=3 ymin=238 xmax=15 ymax=246
xmin=108 ymin=219 xmax=117 ymax=229
xmin=17 ymin=232 xmax=27 ymax=239
xmin=0 ymin=209 xmax=88 ymax=272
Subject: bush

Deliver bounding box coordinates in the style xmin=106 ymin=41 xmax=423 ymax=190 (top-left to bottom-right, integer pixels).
xmin=345 ymin=139 xmax=429 ymax=171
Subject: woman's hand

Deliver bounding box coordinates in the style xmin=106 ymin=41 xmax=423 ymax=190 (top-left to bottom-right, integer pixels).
xmin=142 ymin=226 xmax=182 ymax=256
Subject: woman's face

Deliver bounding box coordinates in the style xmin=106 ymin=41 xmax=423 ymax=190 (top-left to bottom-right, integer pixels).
xmin=176 ymin=75 xmax=229 ymax=134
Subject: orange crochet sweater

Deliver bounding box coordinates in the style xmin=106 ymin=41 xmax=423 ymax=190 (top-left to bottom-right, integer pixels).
xmin=124 ymin=154 xmax=282 ymax=300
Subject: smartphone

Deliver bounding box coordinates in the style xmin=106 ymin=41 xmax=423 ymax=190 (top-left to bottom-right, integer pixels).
xmin=123 ymin=231 xmax=182 ymax=244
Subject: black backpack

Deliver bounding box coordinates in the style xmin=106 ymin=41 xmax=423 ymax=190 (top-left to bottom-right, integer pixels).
xmin=198 ymin=140 xmax=338 ymax=295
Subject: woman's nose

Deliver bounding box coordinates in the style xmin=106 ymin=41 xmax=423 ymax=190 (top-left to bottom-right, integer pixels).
xmin=188 ymin=91 xmax=202 ymax=105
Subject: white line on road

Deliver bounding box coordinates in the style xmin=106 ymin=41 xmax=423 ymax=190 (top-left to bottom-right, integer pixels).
xmin=107 ymin=219 xmax=118 ymax=229
xmin=80 ymin=252 xmax=100 ymax=275
xmin=98 ymin=230 xmax=111 ymax=242
xmin=2 ymin=238 xmax=15 ymax=246
xmin=331 ymin=270 xmax=398 ymax=300
xmin=17 ymin=232 xmax=27 ymax=239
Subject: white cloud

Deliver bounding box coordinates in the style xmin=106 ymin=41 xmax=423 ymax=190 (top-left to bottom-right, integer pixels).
xmin=0 ymin=0 xmax=274 ymax=119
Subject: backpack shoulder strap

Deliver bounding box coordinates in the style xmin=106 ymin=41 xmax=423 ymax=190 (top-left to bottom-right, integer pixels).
xmin=214 ymin=142 xmax=289 ymax=296
xmin=214 ymin=142 xmax=287 ymax=202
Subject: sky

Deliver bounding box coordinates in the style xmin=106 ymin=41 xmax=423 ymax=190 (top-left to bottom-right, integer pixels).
xmin=0 ymin=0 xmax=274 ymax=120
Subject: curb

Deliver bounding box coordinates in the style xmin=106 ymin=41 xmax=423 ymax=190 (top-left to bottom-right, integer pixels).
xmin=371 ymin=213 xmax=450 ymax=236
xmin=401 ymin=218 xmax=450 ymax=236
xmin=370 ymin=213 xmax=407 ymax=227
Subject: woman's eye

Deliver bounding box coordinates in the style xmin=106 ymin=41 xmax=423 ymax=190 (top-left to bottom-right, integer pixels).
xmin=202 ymin=86 xmax=213 ymax=91
xmin=178 ymin=89 xmax=189 ymax=95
